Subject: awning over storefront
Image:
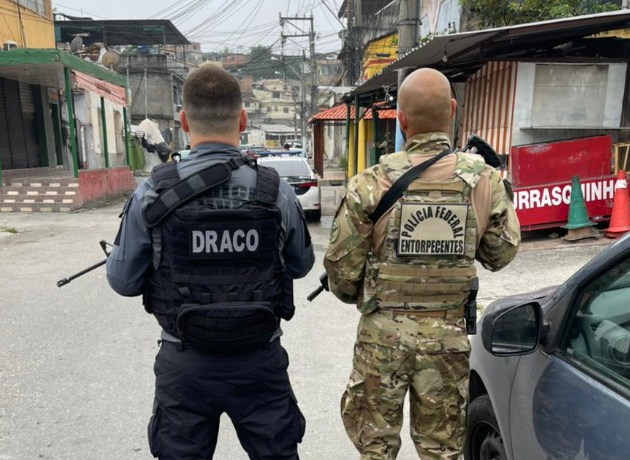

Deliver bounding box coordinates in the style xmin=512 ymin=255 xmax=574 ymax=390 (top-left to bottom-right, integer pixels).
xmin=0 ymin=48 xmax=128 ymax=180
xmin=352 ymin=9 xmax=630 ymax=105
xmin=0 ymin=48 xmax=126 ymax=89
xmin=73 ymin=71 xmax=126 ymax=105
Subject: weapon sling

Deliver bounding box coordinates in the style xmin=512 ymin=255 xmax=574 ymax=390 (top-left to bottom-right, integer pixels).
xmin=369 ymin=149 xmax=452 ymax=223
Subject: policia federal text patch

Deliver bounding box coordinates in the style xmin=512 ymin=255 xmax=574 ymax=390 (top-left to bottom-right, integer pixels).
xmin=397 ymin=203 xmax=468 ymax=256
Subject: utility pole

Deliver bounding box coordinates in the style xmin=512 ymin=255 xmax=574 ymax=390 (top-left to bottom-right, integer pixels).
xmin=308 ymin=18 xmax=318 ymax=119
xmin=344 ymin=0 xmax=355 ymax=85
xmin=395 ymin=0 xmax=420 ymax=150
xmin=398 ymin=0 xmax=419 ymax=58
xmin=354 ymin=0 xmax=362 ymax=84
xmin=279 ymin=14 xmax=318 ymax=121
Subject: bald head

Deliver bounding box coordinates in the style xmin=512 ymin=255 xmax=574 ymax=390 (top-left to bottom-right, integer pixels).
xmin=397 ymin=68 xmax=456 ymax=137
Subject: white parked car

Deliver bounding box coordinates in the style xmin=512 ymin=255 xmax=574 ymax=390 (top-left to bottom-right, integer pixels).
xmin=257 ymin=156 xmax=321 ymax=222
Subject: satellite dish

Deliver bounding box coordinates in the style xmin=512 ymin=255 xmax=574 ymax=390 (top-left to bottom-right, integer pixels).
xmin=70 ymin=36 xmax=83 ymax=53
xmin=102 ymin=50 xmax=121 ymax=69
xmin=3 ymin=40 xmax=18 ymax=51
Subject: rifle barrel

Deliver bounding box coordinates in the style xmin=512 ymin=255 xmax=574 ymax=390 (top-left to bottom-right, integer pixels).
xmin=57 ymin=259 xmax=107 ymax=287
xmin=307 ymin=286 xmax=324 ymax=302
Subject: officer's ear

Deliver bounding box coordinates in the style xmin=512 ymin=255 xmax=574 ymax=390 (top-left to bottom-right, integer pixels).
xmin=397 ymin=110 xmax=408 ymax=133
xmin=239 ymin=108 xmax=248 ymax=133
xmin=180 ymin=110 xmax=190 ymax=133
xmin=450 ymin=98 xmax=457 ymax=120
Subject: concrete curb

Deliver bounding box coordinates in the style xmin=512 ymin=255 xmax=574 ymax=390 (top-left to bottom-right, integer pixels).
xmin=319 ymin=167 xmax=346 ymax=187
xmin=319 ymin=178 xmax=346 ymax=186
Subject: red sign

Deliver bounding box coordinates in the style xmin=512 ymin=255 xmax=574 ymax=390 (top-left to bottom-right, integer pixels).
xmin=514 ymin=177 xmax=617 ymax=230
xmin=510 ymin=135 xmax=615 ymax=230
xmin=511 ymin=135 xmax=612 ymax=188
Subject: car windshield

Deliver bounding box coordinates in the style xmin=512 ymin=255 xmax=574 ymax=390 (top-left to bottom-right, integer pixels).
xmin=261 ymin=160 xmax=311 ymax=177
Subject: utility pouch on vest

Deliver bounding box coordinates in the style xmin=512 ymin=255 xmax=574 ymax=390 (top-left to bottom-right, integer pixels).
xmin=176 ymin=302 xmax=278 ymax=354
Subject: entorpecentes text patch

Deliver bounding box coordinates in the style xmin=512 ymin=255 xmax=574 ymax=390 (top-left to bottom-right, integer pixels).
xmin=397 ymin=203 xmax=468 ymax=256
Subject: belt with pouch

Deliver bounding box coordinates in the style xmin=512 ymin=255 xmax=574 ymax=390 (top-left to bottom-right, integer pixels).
xmin=389 ymin=306 xmax=464 ymax=319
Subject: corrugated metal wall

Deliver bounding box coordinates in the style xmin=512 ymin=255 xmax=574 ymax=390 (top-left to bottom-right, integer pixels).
xmin=461 ymin=61 xmax=518 ymax=156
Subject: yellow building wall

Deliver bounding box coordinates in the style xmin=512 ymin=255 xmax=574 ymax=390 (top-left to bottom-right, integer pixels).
xmin=0 ymin=0 xmax=54 ymax=48
xmin=358 ymin=119 xmax=373 ymax=172
xmin=362 ymin=33 xmax=398 ymax=81
xmin=347 ymin=119 xmax=377 ymax=177
xmin=591 ymin=28 xmax=630 ymax=39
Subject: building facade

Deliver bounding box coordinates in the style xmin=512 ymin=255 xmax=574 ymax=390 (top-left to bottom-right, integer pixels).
xmin=0 ymin=0 xmax=54 ymax=49
xmin=0 ymin=5 xmax=141 ymax=212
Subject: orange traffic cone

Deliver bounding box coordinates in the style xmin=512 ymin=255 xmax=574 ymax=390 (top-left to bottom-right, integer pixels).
xmin=605 ymin=170 xmax=630 ymax=239
xmin=563 ymin=175 xmax=598 ymax=242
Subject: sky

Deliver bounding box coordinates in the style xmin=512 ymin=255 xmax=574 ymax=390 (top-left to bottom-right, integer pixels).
xmin=51 ymin=0 xmax=346 ymax=56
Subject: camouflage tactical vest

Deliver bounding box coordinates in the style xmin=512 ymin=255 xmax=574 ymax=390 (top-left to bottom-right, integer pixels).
xmin=360 ymin=151 xmax=484 ymax=315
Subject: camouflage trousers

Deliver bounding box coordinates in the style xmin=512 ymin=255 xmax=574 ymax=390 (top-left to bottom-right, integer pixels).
xmin=341 ymin=309 xmax=470 ymax=460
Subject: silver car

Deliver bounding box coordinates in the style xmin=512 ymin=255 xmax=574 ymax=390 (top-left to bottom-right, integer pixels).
xmin=257 ymin=156 xmax=321 ymax=222
xmin=466 ymin=232 xmax=630 ymax=460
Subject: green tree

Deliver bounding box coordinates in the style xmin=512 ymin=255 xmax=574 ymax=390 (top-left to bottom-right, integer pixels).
xmin=462 ymin=0 xmax=621 ymax=28
xmin=240 ymin=46 xmax=278 ymax=80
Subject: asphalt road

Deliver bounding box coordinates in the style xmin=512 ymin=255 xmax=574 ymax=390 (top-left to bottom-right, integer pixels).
xmin=0 ymin=185 xmax=614 ymax=460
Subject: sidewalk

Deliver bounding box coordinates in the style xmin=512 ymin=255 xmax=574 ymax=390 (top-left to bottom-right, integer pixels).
xmin=318 ymin=161 xmax=347 ymax=216
xmin=318 ymin=158 xmax=347 ymax=186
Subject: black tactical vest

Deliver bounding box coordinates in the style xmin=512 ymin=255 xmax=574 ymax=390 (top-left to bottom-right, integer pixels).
xmin=141 ymin=158 xmax=292 ymax=353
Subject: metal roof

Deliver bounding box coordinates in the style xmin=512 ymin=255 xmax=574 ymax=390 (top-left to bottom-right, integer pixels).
xmin=309 ymin=104 xmax=396 ymax=122
xmin=55 ymin=19 xmax=190 ymax=47
xmin=352 ymin=9 xmax=630 ymax=101
xmin=0 ymin=48 xmax=126 ymax=88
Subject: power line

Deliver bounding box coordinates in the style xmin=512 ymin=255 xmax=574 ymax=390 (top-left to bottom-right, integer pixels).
xmin=53 ymin=0 xmax=342 ymax=54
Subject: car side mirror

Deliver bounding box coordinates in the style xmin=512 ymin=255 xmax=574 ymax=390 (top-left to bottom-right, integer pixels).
xmin=171 ymin=152 xmax=182 ymax=163
xmin=482 ymin=301 xmax=542 ymax=356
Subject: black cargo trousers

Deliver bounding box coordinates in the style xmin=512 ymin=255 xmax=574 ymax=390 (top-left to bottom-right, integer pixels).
xmin=147 ymin=338 xmax=306 ymax=459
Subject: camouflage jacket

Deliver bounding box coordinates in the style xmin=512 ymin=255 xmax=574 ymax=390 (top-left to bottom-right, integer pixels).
xmin=323 ymin=132 xmax=521 ymax=307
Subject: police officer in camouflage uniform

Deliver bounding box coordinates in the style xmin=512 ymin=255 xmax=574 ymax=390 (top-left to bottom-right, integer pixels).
xmin=323 ymin=68 xmax=520 ymax=459
xmin=106 ymin=66 xmax=314 ymax=459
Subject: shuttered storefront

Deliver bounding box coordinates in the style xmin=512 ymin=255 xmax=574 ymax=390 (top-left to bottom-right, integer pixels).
xmin=0 ymin=78 xmax=41 ymax=170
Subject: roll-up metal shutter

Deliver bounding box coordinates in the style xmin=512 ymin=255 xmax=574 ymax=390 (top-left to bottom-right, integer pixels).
xmin=0 ymin=79 xmax=12 ymax=169
xmin=18 ymin=82 xmax=41 ymax=168
xmin=0 ymin=78 xmax=42 ymax=170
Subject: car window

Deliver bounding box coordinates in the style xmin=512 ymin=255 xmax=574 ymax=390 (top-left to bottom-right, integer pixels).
xmin=562 ymin=257 xmax=630 ymax=390
xmin=260 ymin=160 xmax=311 ymax=177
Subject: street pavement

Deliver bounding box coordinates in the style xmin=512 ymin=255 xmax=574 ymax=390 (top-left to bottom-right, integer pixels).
xmin=0 ymin=175 xmax=616 ymax=460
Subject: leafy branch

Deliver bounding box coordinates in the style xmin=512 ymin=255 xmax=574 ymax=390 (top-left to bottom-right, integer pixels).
xmin=461 ymin=0 xmax=621 ymax=28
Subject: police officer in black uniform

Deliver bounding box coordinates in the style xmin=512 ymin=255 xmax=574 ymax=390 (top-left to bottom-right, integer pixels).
xmin=106 ymin=66 xmax=315 ymax=460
